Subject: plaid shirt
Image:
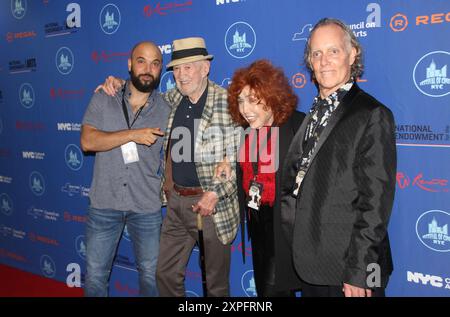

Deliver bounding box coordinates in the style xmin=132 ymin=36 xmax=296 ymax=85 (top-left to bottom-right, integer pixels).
xmin=161 ymin=79 xmax=240 ymax=245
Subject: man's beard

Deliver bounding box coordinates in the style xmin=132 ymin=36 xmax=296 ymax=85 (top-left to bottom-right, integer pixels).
xmin=129 ymin=68 xmax=160 ymax=93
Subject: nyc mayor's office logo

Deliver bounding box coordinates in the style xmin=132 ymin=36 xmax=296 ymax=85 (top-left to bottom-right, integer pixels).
xmin=413 ymin=51 xmax=450 ymax=98
xmin=40 ymin=255 xmax=56 ymax=278
xmin=19 ymin=83 xmax=35 ymax=109
xmin=55 ymin=47 xmax=74 ymax=75
xmin=65 ymin=144 xmax=83 ymax=171
xmin=75 ymin=235 xmax=86 ymax=260
xmin=159 ymin=71 xmax=176 ymax=93
xmin=416 ymin=210 xmax=450 ymax=252
xmin=225 ymin=21 xmax=256 ymax=59
xmin=241 ymin=270 xmax=257 ymax=297
xmin=11 ymin=0 xmax=27 ymax=19
xmin=0 ymin=193 xmax=13 ymax=216
xmin=29 ymin=171 xmax=45 ymax=196
xmin=99 ymin=3 xmax=121 ymax=35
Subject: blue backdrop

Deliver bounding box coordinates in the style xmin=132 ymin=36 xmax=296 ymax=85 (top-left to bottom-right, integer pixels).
xmin=0 ymin=0 xmax=449 ymax=297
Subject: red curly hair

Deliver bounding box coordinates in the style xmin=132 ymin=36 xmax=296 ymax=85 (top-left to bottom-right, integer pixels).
xmin=228 ymin=59 xmax=298 ymax=126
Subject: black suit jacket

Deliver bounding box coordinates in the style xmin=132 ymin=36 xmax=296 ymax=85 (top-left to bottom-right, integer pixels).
xmin=237 ymin=111 xmax=305 ymax=291
xmin=281 ymin=84 xmax=396 ymax=289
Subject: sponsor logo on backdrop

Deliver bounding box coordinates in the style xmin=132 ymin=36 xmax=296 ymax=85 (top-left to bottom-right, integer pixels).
xmin=29 ymin=232 xmax=59 ymax=246
xmin=225 ymin=21 xmax=256 ymax=59
xmin=185 ymin=290 xmax=199 ymax=297
xmin=0 ymin=149 xmax=11 ymax=158
xmin=291 ymin=72 xmax=307 ymax=89
xmin=45 ymin=3 xmax=81 ymax=38
xmin=56 ymin=47 xmax=74 ymax=75
xmin=391 ymin=12 xmax=450 ymax=32
xmin=57 ymin=122 xmax=81 ymax=132
xmin=50 ymin=88 xmax=84 ymax=99
xmin=22 ymin=151 xmax=45 ymax=160
xmin=159 ymin=43 xmax=172 ymax=55
xmin=407 ymin=271 xmax=450 ymax=290
xmin=100 ymin=3 xmax=121 ymax=34
xmin=19 ymin=83 xmax=35 ymax=108
xmin=114 ymin=280 xmax=139 ymax=296
xmin=416 ymin=210 xmax=450 ymax=252
xmin=390 ymin=13 xmax=408 ymax=32
xmin=0 ymin=225 xmax=25 ymax=239
xmin=16 ymin=121 xmax=46 ymax=131
xmin=216 ymin=0 xmax=244 ymax=5
xmin=6 ymin=30 xmax=37 ymax=43
xmin=241 ymin=270 xmax=256 ymax=297
xmin=413 ymin=51 xmax=450 ymax=98
xmin=8 ymin=57 xmax=36 ymax=74
xmin=396 ymin=124 xmax=450 ymax=143
xmin=40 ymin=255 xmax=56 ymax=278
xmin=347 ymin=3 xmax=381 ymax=38
xmin=65 ymin=144 xmax=83 ymax=171
xmin=0 ymin=193 xmax=13 ymax=216
xmin=11 ymin=0 xmax=27 ymax=19
xmin=75 ymin=235 xmax=86 ymax=260
xmin=63 ymin=211 xmax=87 ymax=223
xmin=91 ymin=50 xmax=129 ymax=64
xmin=397 ymin=172 xmax=449 ymax=193
xmin=0 ymin=248 xmax=27 ymax=263
xmin=29 ymin=171 xmax=45 ymax=196
xmin=27 ymin=206 xmax=59 ymax=221
xmin=292 ymin=23 xmax=312 ymax=41
xmin=159 ymin=71 xmax=175 ymax=93
xmin=221 ymin=78 xmax=231 ymax=88
xmin=61 ymin=183 xmax=90 ymax=198
xmin=0 ymin=176 xmax=13 ymax=184
xmin=143 ymin=0 xmax=193 ymax=18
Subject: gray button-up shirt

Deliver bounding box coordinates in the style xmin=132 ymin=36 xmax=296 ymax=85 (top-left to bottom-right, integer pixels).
xmin=82 ymin=82 xmax=170 ymax=213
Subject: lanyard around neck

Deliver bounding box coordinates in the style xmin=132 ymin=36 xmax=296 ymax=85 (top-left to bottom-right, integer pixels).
xmin=121 ymin=83 xmax=147 ymax=129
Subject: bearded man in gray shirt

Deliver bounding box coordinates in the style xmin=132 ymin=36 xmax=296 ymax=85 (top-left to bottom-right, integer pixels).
xmin=81 ymin=41 xmax=170 ymax=297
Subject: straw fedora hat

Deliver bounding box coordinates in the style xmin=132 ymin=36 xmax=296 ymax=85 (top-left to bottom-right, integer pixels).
xmin=166 ymin=37 xmax=214 ymax=70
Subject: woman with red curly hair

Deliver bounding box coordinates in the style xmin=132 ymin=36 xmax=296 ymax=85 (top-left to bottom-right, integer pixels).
xmin=218 ymin=59 xmax=305 ymax=296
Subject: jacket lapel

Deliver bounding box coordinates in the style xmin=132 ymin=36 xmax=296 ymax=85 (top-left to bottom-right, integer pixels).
xmin=303 ymin=84 xmax=360 ymax=175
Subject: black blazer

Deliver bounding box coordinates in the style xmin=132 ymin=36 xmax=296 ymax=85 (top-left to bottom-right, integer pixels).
xmin=237 ymin=111 xmax=305 ymax=291
xmin=281 ymin=84 xmax=396 ymax=289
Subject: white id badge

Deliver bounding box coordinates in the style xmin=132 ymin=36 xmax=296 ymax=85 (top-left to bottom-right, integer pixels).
xmin=121 ymin=141 xmax=139 ymax=164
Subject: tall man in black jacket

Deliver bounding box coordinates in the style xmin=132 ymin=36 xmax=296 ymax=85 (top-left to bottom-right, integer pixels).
xmin=281 ymin=18 xmax=397 ymax=297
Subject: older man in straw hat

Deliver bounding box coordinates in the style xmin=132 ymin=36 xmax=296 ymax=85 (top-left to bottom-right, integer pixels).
xmin=157 ymin=37 xmax=239 ymax=296
xmin=97 ymin=37 xmax=239 ymax=297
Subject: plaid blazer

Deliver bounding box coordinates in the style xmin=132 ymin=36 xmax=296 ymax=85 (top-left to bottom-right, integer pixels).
xmin=160 ymin=79 xmax=240 ymax=245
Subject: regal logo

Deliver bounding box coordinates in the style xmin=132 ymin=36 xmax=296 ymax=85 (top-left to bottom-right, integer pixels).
xmin=225 ymin=21 xmax=256 ymax=59
xmin=100 ymin=4 xmax=121 ymax=35
xmin=413 ymin=51 xmax=450 ymax=97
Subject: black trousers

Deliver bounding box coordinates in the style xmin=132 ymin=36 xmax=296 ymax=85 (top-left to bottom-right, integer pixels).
xmin=300 ymin=279 xmax=386 ymax=297
xmin=248 ymin=205 xmax=295 ymax=297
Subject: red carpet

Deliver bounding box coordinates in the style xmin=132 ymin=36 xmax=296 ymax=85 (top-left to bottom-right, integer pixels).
xmin=0 ymin=264 xmax=83 ymax=297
